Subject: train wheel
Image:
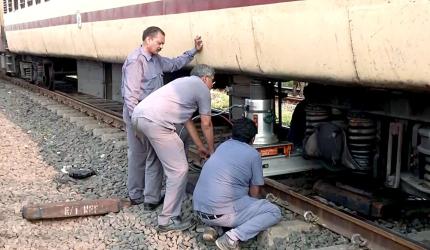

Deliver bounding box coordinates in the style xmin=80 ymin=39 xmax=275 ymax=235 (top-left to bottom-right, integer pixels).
xmin=42 ymin=63 xmax=54 ymax=90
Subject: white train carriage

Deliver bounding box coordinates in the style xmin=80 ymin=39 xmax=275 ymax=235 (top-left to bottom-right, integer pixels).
xmin=2 ymin=0 xmax=430 ymax=90
xmin=2 ymin=0 xmax=430 ymax=199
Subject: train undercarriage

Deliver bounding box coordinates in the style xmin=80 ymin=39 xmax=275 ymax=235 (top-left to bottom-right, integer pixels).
xmin=302 ymin=83 xmax=430 ymax=200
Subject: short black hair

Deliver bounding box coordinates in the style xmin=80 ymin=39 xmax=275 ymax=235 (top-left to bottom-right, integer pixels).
xmin=142 ymin=26 xmax=165 ymax=41
xmin=232 ymin=118 xmax=257 ymax=144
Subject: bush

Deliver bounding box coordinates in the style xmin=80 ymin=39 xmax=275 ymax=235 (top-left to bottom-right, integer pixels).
xmin=211 ymin=89 xmax=229 ymax=109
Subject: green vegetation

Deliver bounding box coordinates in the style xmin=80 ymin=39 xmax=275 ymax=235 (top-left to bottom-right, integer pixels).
xmin=280 ymin=112 xmax=293 ymax=127
xmin=275 ymin=103 xmax=294 ymax=127
xmin=281 ymin=81 xmax=294 ymax=88
xmin=211 ymin=89 xmax=229 ymax=109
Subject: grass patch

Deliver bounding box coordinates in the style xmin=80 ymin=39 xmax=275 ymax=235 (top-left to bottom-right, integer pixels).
xmin=280 ymin=112 xmax=293 ymax=127
xmin=211 ymin=89 xmax=229 ymax=110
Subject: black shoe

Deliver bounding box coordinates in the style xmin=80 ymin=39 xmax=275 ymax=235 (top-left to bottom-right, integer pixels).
xmin=157 ymin=217 xmax=196 ymax=233
xmin=130 ymin=196 xmax=145 ymax=205
xmin=143 ymin=195 xmax=164 ymax=211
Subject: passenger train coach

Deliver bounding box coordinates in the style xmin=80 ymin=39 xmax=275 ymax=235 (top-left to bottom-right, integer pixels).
xmin=1 ymin=0 xmax=430 ymax=200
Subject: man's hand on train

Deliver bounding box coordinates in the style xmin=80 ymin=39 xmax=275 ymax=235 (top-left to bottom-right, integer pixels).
xmin=194 ymin=36 xmax=203 ymax=51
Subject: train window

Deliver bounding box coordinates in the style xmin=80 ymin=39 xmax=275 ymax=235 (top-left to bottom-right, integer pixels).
xmin=13 ymin=0 xmax=18 ymax=10
xmin=19 ymin=0 xmax=24 ymax=8
xmin=35 ymin=0 xmax=40 ymax=3
xmin=7 ymin=0 xmax=12 ymax=12
xmin=27 ymin=0 xmax=32 ymax=7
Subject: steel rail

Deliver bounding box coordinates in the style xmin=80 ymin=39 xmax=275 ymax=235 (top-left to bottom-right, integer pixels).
xmin=53 ymin=90 xmax=124 ymax=128
xmin=264 ymin=178 xmax=427 ymax=250
xmin=1 ymin=75 xmax=125 ymax=130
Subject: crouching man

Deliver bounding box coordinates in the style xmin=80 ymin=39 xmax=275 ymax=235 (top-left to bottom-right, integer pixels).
xmin=193 ymin=118 xmax=282 ymax=250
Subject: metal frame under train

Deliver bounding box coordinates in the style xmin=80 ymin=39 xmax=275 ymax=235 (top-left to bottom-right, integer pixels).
xmin=226 ymin=76 xmax=430 ymax=200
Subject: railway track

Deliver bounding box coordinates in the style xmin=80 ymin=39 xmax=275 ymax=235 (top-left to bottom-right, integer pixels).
xmin=1 ymin=75 xmax=427 ymax=250
xmin=263 ymin=179 xmax=426 ymax=250
xmin=3 ymin=76 xmax=125 ymax=130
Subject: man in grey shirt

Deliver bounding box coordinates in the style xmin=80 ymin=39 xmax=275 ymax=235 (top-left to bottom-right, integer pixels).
xmin=132 ymin=64 xmax=215 ymax=232
xmin=193 ymin=118 xmax=282 ymax=250
xmin=121 ymin=26 xmax=203 ymax=206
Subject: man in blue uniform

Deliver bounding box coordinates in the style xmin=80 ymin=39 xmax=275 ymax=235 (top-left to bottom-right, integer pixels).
xmin=132 ymin=64 xmax=215 ymax=232
xmin=121 ymin=26 xmax=203 ymax=206
xmin=193 ymin=118 xmax=282 ymax=250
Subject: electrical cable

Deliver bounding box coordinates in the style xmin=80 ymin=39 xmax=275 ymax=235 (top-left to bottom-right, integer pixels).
xmin=178 ymin=104 xmax=244 ymax=137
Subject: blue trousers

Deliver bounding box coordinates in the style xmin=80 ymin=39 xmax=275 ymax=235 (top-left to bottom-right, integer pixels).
xmin=198 ymin=198 xmax=282 ymax=241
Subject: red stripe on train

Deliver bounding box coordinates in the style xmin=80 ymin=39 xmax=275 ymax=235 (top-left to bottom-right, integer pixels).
xmin=5 ymin=0 xmax=297 ymax=31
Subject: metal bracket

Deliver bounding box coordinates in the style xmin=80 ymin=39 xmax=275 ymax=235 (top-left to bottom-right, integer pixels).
xmin=304 ymin=210 xmax=319 ymax=223
xmin=351 ymin=233 xmax=368 ymax=247
xmin=386 ymin=122 xmax=403 ymax=188
xmin=266 ymin=193 xmax=289 ymax=208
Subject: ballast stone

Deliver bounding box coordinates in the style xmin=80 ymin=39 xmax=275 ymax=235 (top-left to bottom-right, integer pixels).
xmin=257 ymin=220 xmax=316 ymax=249
xmin=310 ymin=245 xmax=357 ymax=250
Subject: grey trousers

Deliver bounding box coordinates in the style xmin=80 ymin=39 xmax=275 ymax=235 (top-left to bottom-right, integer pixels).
xmin=136 ymin=117 xmax=189 ymax=225
xmin=124 ymin=107 xmax=162 ymax=201
xmin=198 ymin=198 xmax=282 ymax=241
